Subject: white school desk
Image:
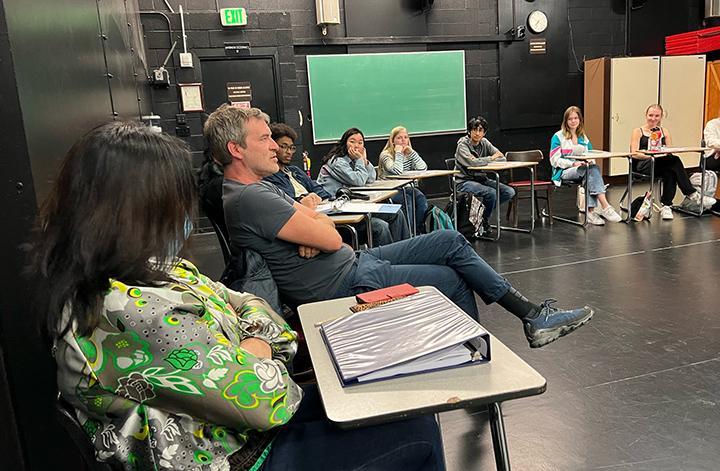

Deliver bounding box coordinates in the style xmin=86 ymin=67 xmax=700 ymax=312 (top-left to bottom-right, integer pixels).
xmin=386 ymin=169 xmax=461 ymax=234
xmin=467 ymin=161 xmax=538 ymax=240
xmin=327 ymin=190 xmax=398 ymax=248
xmin=563 ymin=151 xmax=634 ymax=226
xmin=639 ymin=146 xmax=711 ymax=217
xmin=297 ymin=286 xmax=547 ymax=471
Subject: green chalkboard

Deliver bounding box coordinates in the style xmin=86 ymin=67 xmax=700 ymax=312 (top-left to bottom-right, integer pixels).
xmin=307 ymin=51 xmax=467 ymax=144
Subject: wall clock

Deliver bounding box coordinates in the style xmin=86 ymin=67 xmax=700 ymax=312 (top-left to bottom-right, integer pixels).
xmin=527 ymin=10 xmax=548 ymax=34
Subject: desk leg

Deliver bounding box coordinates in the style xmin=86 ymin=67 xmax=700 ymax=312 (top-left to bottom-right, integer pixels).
xmin=648 ymin=157 xmax=655 ymax=220
xmin=626 ymin=157 xmax=632 ymax=223
xmin=499 ymin=168 xmax=533 ymax=234
xmin=488 ymin=402 xmax=511 ymax=471
xmin=452 ymin=176 xmax=458 ymax=230
xmin=401 ymin=185 xmax=414 ymax=237
xmin=366 ymin=214 xmax=373 ymax=248
xmin=546 ymin=167 xmax=588 ymax=228
xmin=530 ymin=168 xmax=535 ymax=232
xmin=336 ymin=224 xmax=359 ymax=250
xmin=582 ymin=169 xmax=589 ymax=226
xmin=480 ymin=171 xmax=502 ymax=241
xmin=673 ymin=152 xmax=708 ymax=217
xmin=410 ymin=182 xmax=417 ymax=236
xmin=495 ymin=172 xmax=501 ymax=240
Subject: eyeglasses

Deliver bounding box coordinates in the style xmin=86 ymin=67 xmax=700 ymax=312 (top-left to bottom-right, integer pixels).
xmin=279 ymin=144 xmax=297 ymax=152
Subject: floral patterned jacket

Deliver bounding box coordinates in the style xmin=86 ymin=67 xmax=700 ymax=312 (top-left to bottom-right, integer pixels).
xmin=54 ymin=259 xmax=303 ymax=471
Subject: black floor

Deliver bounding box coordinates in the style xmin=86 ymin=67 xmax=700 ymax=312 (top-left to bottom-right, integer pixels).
xmin=189 ymin=184 xmax=720 ymax=471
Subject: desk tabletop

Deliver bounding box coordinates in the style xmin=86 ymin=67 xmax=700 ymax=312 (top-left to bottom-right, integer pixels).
xmin=349 ymin=179 xmax=413 ymax=191
xmin=640 ymin=146 xmax=710 ymax=155
xmin=468 ymin=161 xmax=538 ymax=171
xmin=329 ymin=213 xmax=366 ymax=224
xmin=385 ymin=169 xmax=459 ymax=180
xmin=298 ymin=286 xmax=547 ymax=428
xmin=360 ymin=190 xmax=398 ymax=203
xmin=571 ymin=150 xmax=633 ymax=159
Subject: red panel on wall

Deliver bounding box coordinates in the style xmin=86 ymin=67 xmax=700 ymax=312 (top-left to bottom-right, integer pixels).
xmin=666 ymin=26 xmax=720 ymax=55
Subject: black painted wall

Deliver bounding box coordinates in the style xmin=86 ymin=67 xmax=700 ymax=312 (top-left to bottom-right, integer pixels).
xmin=1 ymin=0 xmax=149 ymax=468
xmin=138 ymin=0 xmax=702 ymax=195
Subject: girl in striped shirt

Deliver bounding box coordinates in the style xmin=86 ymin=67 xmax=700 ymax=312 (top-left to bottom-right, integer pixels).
xmin=378 ymin=126 xmax=429 ymax=233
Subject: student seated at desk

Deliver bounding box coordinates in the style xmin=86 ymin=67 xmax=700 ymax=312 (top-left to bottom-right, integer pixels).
xmin=703 ymin=117 xmax=720 ymax=211
xmin=32 ymin=121 xmax=446 ymax=471
xmin=378 ymin=126 xmax=429 ymax=233
xmin=264 ymin=123 xmax=329 ymax=206
xmin=317 ymin=127 xmax=410 ymax=243
xmin=631 ymin=104 xmax=715 ymax=219
xmin=703 ymin=115 xmax=720 ymax=173
xmin=454 ymin=116 xmax=515 ymax=230
xmin=550 ymin=106 xmax=622 ymax=225
xmin=204 ymin=105 xmax=594 ymax=350
xmin=263 ymin=123 xmax=395 ymax=247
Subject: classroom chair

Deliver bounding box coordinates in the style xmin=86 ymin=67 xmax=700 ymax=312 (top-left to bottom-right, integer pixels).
xmin=505 ymin=150 xmax=554 ymax=227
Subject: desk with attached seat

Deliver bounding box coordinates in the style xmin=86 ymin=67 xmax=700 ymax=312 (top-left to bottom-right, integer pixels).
xmin=385 ymin=169 xmax=460 ymax=235
xmin=639 ymin=146 xmax=711 ymax=217
xmin=546 ymin=151 xmax=633 ymax=227
xmin=327 ymin=190 xmax=398 ymax=248
xmin=467 ymin=161 xmax=539 ymax=241
xmin=297 ymin=286 xmax=547 ymax=471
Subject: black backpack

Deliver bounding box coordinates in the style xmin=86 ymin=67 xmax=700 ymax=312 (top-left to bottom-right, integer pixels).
xmin=446 ymin=192 xmax=486 ymax=239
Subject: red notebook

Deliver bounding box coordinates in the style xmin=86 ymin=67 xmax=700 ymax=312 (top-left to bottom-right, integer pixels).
xmin=356 ymin=284 xmax=419 ymax=304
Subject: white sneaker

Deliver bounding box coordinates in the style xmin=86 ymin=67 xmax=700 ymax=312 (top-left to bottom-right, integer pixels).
xmin=596 ymin=205 xmax=622 ymax=222
xmin=586 ymin=209 xmax=605 ymax=225
xmin=688 ymin=191 xmax=717 ymax=208
xmin=660 ymin=205 xmax=674 ymax=220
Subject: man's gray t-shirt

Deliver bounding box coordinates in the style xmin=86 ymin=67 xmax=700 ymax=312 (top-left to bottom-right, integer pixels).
xmin=223 ymin=179 xmax=356 ymax=305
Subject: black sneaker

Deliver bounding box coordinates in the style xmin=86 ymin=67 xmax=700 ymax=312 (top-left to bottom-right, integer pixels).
xmin=523 ymin=299 xmax=594 ymax=348
xmin=482 ymin=218 xmax=492 ymax=234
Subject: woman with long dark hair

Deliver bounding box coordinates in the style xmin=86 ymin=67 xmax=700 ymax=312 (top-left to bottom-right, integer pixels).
xmin=31 ymin=121 xmax=443 ymax=471
xmin=317 ymin=127 xmax=410 ymax=244
xmin=317 ymin=127 xmax=375 ymax=195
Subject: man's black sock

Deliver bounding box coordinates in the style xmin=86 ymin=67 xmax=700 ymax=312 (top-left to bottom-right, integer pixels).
xmin=497 ymin=287 xmax=541 ymax=320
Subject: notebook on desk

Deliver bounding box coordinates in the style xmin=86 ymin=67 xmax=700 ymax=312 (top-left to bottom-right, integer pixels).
xmin=316 ymin=201 xmax=401 ymax=214
xmin=319 ymin=288 xmax=491 ymax=386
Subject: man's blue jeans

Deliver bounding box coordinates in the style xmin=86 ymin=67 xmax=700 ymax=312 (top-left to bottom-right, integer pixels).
xmin=335 ymin=230 xmax=512 ymax=318
xmin=262 ymin=383 xmax=445 ymax=470
xmin=458 ymin=178 xmax=515 ymax=218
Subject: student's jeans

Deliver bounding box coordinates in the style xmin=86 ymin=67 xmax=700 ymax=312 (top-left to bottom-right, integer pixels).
xmin=262 ymin=383 xmax=446 ymax=471
xmin=334 ymin=230 xmax=512 ymax=319
xmin=561 ymin=164 xmax=605 ymax=208
xmin=457 ymin=178 xmax=515 ymax=219
xmin=390 ymin=187 xmax=429 ymax=233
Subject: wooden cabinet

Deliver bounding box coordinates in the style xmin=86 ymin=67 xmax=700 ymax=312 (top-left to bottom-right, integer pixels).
xmin=584 ymin=55 xmax=706 ymax=176
xmin=705 ymin=60 xmax=720 ymax=126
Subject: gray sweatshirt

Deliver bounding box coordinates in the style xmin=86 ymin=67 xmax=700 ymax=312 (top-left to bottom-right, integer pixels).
xmin=454 ymin=135 xmax=505 ymax=181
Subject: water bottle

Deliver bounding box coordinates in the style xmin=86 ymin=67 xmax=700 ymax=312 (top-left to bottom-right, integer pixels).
xmin=302 ymin=151 xmax=311 ymax=177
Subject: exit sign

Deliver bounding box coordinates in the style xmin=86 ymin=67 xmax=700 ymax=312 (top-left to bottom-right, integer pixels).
xmin=220 ymin=8 xmax=247 ymax=27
